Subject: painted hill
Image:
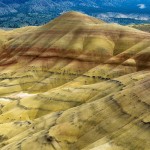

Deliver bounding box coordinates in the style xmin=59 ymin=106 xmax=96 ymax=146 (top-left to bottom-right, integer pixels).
xmin=0 ymin=12 xmax=150 ymax=150
xmin=129 ymin=24 xmax=150 ymax=33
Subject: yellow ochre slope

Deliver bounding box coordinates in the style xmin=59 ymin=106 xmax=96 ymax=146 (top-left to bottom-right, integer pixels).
xmin=0 ymin=11 xmax=150 ymax=150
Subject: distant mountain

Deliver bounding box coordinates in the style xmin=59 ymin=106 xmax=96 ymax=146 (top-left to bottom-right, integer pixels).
xmin=0 ymin=0 xmax=150 ymax=27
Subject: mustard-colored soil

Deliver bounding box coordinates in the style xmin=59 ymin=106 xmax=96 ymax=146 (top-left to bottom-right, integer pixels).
xmin=0 ymin=12 xmax=150 ymax=150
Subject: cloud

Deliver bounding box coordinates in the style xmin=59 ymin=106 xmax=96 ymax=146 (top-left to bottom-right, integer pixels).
xmin=97 ymin=12 xmax=150 ymax=21
xmin=137 ymin=4 xmax=146 ymax=9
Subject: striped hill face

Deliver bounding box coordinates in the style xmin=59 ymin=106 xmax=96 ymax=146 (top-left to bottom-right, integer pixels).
xmin=0 ymin=12 xmax=150 ymax=150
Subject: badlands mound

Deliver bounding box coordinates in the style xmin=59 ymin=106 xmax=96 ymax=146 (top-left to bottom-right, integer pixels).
xmin=0 ymin=11 xmax=150 ymax=150
xmin=129 ymin=24 xmax=150 ymax=33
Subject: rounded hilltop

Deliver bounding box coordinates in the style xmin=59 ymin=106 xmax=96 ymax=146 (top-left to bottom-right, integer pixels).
xmin=58 ymin=11 xmax=104 ymax=22
xmin=42 ymin=11 xmax=105 ymax=29
xmin=61 ymin=11 xmax=86 ymax=16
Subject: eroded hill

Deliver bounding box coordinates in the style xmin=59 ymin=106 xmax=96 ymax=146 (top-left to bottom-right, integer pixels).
xmin=0 ymin=12 xmax=150 ymax=150
xmin=129 ymin=24 xmax=150 ymax=33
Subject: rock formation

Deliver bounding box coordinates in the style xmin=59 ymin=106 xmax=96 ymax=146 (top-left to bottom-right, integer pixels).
xmin=0 ymin=12 xmax=150 ymax=150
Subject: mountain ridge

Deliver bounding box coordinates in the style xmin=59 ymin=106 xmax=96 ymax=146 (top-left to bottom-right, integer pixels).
xmin=0 ymin=0 xmax=150 ymax=27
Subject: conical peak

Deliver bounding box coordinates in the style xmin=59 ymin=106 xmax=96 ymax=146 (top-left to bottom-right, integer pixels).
xmin=60 ymin=11 xmax=90 ymax=17
xmin=42 ymin=11 xmax=105 ymax=29
xmin=59 ymin=11 xmax=105 ymax=24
